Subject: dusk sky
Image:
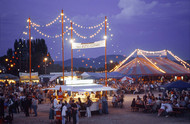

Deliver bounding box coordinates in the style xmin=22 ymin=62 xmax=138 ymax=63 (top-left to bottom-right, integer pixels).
xmin=0 ymin=0 xmax=190 ymax=61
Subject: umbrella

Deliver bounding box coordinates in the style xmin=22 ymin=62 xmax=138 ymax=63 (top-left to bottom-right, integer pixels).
xmin=161 ymin=80 xmax=190 ymax=90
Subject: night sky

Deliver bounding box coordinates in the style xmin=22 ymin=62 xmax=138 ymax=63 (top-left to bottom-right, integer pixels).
xmin=0 ymin=0 xmax=190 ymax=61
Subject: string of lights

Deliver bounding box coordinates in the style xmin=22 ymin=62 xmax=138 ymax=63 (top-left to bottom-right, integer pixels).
xmin=24 ymin=26 xmax=70 ymax=39
xmin=28 ymin=13 xmax=62 ymax=27
xmin=64 ymin=15 xmax=105 ymax=29
xmin=140 ymin=51 xmax=166 ymax=73
xmin=110 ymin=49 xmax=138 ymax=72
xmin=72 ymin=24 xmax=104 ymax=39
xmin=167 ymin=50 xmax=190 ymax=69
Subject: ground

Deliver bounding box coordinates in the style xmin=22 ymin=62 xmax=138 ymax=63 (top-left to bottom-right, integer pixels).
xmin=11 ymin=92 xmax=190 ymax=124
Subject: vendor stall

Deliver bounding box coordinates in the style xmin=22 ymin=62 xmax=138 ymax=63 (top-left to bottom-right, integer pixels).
xmin=49 ymin=79 xmax=116 ymax=111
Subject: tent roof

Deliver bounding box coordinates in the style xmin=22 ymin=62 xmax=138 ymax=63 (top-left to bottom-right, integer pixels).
xmin=0 ymin=74 xmax=19 ymax=80
xmin=54 ymin=84 xmax=117 ymax=92
xmin=81 ymin=72 xmax=124 ymax=79
xmin=115 ymin=57 xmax=190 ymax=76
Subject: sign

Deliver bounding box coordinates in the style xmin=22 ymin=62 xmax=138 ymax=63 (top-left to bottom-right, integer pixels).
xmin=19 ymin=72 xmax=39 ymax=76
xmin=137 ymin=50 xmax=167 ymax=56
xmin=72 ymin=40 xmax=105 ymax=49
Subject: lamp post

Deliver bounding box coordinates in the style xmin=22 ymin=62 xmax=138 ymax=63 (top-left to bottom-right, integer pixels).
xmin=44 ymin=57 xmax=48 ymax=74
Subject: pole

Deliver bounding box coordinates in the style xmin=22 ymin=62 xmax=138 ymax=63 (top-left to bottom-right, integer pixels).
xmin=45 ymin=61 xmax=46 ymax=74
xmin=71 ymin=22 xmax=73 ymax=80
xmin=61 ymin=10 xmax=65 ymax=84
xmin=29 ymin=17 xmax=32 ymax=82
xmin=105 ymin=16 xmax=107 ymax=87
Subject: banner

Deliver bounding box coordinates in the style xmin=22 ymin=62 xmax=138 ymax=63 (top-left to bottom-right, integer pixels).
xmin=137 ymin=50 xmax=167 ymax=56
xmin=72 ymin=40 xmax=105 ymax=49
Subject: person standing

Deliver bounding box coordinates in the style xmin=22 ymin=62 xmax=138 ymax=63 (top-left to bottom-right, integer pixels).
xmin=102 ymin=93 xmax=108 ymax=114
xmin=71 ymin=100 xmax=77 ymax=124
xmin=76 ymin=102 xmax=80 ymax=124
xmin=65 ymin=101 xmax=71 ymax=123
xmin=49 ymin=104 xmax=54 ymax=123
xmin=98 ymin=96 xmax=102 ymax=114
xmin=61 ymin=103 xmax=67 ymax=124
xmin=8 ymin=96 xmax=14 ymax=119
xmin=0 ymin=94 xmax=4 ymax=120
xmin=24 ymin=95 xmax=30 ymax=117
xmin=53 ymin=96 xmax=58 ymax=116
xmin=86 ymin=96 xmax=92 ymax=118
xmin=32 ymin=96 xmax=38 ymax=117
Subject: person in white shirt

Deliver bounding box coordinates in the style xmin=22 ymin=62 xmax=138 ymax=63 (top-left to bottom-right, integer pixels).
xmin=61 ymin=103 xmax=67 ymax=124
xmin=164 ymin=103 xmax=173 ymax=117
xmin=53 ymin=97 xmax=58 ymax=115
xmin=165 ymin=103 xmax=173 ymax=113
xmin=112 ymin=94 xmax=117 ymax=107
xmin=158 ymin=101 xmax=166 ymax=117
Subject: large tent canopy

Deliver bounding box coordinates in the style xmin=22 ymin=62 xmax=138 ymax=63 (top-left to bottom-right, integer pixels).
xmin=115 ymin=57 xmax=190 ymax=76
xmin=113 ymin=49 xmax=190 ymax=76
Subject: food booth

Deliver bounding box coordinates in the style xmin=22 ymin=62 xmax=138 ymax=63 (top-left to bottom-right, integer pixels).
xmin=50 ymin=79 xmax=116 ymax=111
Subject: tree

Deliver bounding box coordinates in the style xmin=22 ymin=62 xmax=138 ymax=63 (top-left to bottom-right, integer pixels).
xmin=7 ymin=48 xmax=13 ymax=57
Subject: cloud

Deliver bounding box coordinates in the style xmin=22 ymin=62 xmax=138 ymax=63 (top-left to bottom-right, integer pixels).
xmin=115 ymin=0 xmax=158 ymax=19
xmin=114 ymin=0 xmax=190 ymax=21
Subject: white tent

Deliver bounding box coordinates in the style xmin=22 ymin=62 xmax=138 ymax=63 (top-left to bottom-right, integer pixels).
xmin=54 ymin=79 xmax=117 ymax=92
xmin=120 ymin=76 xmax=134 ymax=83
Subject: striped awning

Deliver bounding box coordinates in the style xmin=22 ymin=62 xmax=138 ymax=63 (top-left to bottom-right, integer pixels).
xmin=115 ymin=57 xmax=190 ymax=76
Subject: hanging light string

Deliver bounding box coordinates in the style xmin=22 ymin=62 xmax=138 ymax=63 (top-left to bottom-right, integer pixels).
xmin=28 ymin=12 xmax=105 ymax=29
xmin=139 ymin=51 xmax=166 ymax=73
xmin=72 ymin=24 xmax=104 ymax=39
xmin=167 ymin=50 xmax=190 ymax=69
xmin=111 ymin=49 xmax=138 ymax=72
xmin=28 ymin=13 xmax=62 ymax=27
xmin=24 ymin=25 xmax=70 ymax=39
xmin=64 ymin=14 xmax=104 ymax=29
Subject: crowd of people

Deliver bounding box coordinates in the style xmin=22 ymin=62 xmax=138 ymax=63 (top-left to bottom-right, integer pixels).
xmin=1 ymin=78 xmax=190 ymax=124
xmin=131 ymin=89 xmax=190 ymax=117
xmin=50 ymin=93 xmax=109 ymax=124
xmin=0 ymin=83 xmax=45 ymax=123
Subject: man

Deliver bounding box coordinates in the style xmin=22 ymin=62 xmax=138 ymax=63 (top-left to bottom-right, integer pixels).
xmin=164 ymin=102 xmax=173 ymax=117
xmin=86 ymin=96 xmax=92 ymax=117
xmin=61 ymin=103 xmax=67 ymax=124
xmin=32 ymin=96 xmax=38 ymax=117
xmin=53 ymin=96 xmax=58 ymax=116
xmin=24 ymin=95 xmax=31 ymax=117
xmin=71 ymin=100 xmax=77 ymax=124
xmin=65 ymin=101 xmax=71 ymax=122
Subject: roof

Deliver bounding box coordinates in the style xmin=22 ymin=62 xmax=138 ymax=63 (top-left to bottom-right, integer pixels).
xmin=81 ymin=72 xmax=124 ymax=79
xmin=54 ymin=84 xmax=117 ymax=92
xmin=0 ymin=74 xmax=19 ymax=79
xmin=115 ymin=57 xmax=190 ymax=76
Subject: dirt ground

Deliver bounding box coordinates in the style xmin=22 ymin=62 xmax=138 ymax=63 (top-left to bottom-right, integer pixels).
xmin=11 ymin=92 xmax=190 ymax=124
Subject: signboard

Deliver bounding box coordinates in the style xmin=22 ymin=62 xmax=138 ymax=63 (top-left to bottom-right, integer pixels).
xmin=72 ymin=40 xmax=105 ymax=49
xmin=137 ymin=50 xmax=167 ymax=56
xmin=19 ymin=72 xmax=39 ymax=76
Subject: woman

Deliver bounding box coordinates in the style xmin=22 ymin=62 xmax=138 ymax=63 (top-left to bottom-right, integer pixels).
xmin=102 ymin=93 xmax=108 ymax=114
